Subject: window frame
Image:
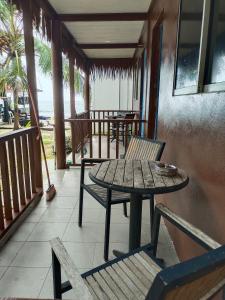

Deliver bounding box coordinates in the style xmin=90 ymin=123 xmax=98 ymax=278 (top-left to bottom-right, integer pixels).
xmin=173 ymin=0 xmax=225 ymax=96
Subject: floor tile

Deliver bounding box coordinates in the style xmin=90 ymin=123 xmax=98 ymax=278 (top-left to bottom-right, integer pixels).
xmin=70 ymin=208 xmax=105 ymax=223
xmin=10 ymin=242 xmax=51 ymax=268
xmin=93 ymin=242 xmax=128 ymax=267
xmin=40 ymin=208 xmax=73 ymax=223
xmin=28 ymin=222 xmax=68 ymax=241
xmin=0 ymin=267 xmax=7 ymax=279
xmin=62 ymin=242 xmax=95 ymax=268
xmin=39 ymin=267 xmax=89 ymax=299
xmin=11 ymin=222 xmax=37 ymax=242
xmin=46 ymin=196 xmax=77 ymax=209
xmin=0 ymin=241 xmax=24 ymax=266
xmin=25 ymin=207 xmax=47 ymax=222
xmin=63 ymin=223 xmax=105 ymax=243
xmin=0 ymin=267 xmax=49 ymax=297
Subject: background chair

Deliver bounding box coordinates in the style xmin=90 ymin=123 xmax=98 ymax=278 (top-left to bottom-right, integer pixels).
xmin=79 ymin=136 xmax=165 ymax=260
xmin=111 ymin=113 xmax=136 ymax=143
xmin=51 ymin=203 xmax=223 ymax=300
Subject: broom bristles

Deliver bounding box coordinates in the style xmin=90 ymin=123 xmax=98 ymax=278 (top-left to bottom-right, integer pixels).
xmin=46 ymin=184 xmax=56 ymax=201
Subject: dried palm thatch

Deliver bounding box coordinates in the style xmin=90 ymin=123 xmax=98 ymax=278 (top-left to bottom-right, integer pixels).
xmin=6 ymin=0 xmax=139 ymax=78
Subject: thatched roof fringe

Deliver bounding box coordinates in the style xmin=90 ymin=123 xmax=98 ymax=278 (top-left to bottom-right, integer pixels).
xmin=7 ymin=0 xmax=87 ymax=72
xmin=90 ymin=58 xmax=137 ymax=80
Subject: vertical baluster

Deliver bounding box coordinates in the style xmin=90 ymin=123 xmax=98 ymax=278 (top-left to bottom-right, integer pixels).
xmin=125 ymin=123 xmax=129 ymax=152
xmin=89 ymin=120 xmax=93 ymax=158
xmin=93 ymin=112 xmax=96 ymax=135
xmin=98 ymin=121 xmax=101 ymax=158
xmin=0 ymin=192 xmax=4 ymax=230
xmin=135 ymin=121 xmax=138 ymax=136
xmin=103 ymin=112 xmax=105 ymax=135
xmin=107 ymin=122 xmax=110 ymax=159
xmin=8 ymin=140 xmax=20 ymax=212
xmin=116 ymin=122 xmax=119 ymax=159
xmin=22 ymin=134 xmax=31 ymax=200
xmin=80 ymin=121 xmax=84 ymax=159
xmin=15 ymin=136 xmax=26 ymax=205
xmin=28 ymin=132 xmax=37 ymax=194
xmin=0 ymin=142 xmax=12 ymax=220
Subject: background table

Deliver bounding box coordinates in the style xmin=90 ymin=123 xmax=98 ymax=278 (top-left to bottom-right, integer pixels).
xmin=89 ymin=159 xmax=189 ymax=251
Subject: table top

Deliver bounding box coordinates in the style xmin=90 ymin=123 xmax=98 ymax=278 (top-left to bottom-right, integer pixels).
xmin=89 ymin=159 xmax=189 ymax=195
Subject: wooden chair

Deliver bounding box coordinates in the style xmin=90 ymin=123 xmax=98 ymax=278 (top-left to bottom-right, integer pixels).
xmin=111 ymin=113 xmax=136 ymax=143
xmin=78 ymin=136 xmax=165 ymax=260
xmin=51 ymin=203 xmax=223 ymax=300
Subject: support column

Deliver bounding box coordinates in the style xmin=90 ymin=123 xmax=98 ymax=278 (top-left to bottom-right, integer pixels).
xmin=69 ymin=53 xmax=76 ymax=164
xmin=52 ymin=19 xmax=66 ymax=169
xmin=84 ymin=70 xmax=90 ymax=114
xmin=22 ymin=0 xmax=43 ymax=188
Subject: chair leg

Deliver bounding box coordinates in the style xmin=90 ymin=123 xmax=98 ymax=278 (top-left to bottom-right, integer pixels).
xmin=123 ymin=203 xmax=128 ymax=218
xmin=104 ymin=189 xmax=112 ymax=261
xmin=150 ymin=197 xmax=155 ymax=235
xmin=52 ymin=250 xmax=62 ymax=299
xmin=78 ymin=185 xmax=84 ymax=227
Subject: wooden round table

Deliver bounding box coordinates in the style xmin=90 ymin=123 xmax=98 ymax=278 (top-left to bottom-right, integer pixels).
xmin=89 ymin=159 xmax=189 ymax=252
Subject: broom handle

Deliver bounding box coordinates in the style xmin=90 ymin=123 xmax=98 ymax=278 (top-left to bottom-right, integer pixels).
xmin=28 ymin=88 xmax=51 ymax=187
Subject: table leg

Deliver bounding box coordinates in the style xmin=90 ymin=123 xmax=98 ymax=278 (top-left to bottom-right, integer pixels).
xmin=113 ymin=193 xmax=142 ymax=258
xmin=129 ymin=193 xmax=142 ymax=250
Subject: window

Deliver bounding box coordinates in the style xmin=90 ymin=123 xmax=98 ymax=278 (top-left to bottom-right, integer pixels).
xmin=205 ymin=0 xmax=225 ymax=84
xmin=175 ymin=0 xmax=204 ymax=89
xmin=174 ymin=0 xmax=225 ymax=95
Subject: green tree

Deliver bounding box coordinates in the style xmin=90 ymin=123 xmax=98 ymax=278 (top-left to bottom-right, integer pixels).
xmin=35 ymin=38 xmax=84 ymax=93
xmin=0 ymin=0 xmax=26 ymax=129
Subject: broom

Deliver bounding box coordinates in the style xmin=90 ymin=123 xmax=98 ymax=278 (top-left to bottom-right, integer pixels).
xmin=28 ymin=87 xmax=56 ymax=201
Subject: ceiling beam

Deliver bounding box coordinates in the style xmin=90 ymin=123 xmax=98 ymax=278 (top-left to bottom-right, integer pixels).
xmin=79 ymin=43 xmax=143 ymax=49
xmin=59 ymin=13 xmax=148 ymax=22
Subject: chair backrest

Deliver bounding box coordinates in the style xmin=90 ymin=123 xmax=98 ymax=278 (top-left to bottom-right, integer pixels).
xmin=125 ymin=136 xmax=165 ymax=161
xmin=146 ymin=245 xmax=225 ymax=300
xmin=124 ymin=113 xmax=136 ymax=120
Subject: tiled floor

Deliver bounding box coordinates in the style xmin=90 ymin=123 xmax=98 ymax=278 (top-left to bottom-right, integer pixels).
xmin=0 ymin=166 xmax=179 ymax=299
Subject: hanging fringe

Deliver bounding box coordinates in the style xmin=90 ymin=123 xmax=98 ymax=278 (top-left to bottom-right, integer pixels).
xmin=90 ymin=58 xmax=136 ymax=80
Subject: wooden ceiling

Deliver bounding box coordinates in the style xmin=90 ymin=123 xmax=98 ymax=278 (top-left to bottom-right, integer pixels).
xmin=48 ymin=0 xmax=152 ymax=59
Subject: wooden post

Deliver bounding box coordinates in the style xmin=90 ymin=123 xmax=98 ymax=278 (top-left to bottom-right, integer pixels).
xmin=52 ymin=19 xmax=66 ymax=169
xmin=22 ymin=0 xmax=43 ymax=188
xmin=69 ymin=53 xmax=76 ymax=164
xmin=84 ymin=70 xmax=90 ymax=113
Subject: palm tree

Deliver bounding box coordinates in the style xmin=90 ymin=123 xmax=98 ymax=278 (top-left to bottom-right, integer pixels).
xmin=0 ymin=0 xmax=26 ymax=129
xmin=35 ymin=38 xmax=84 ymax=93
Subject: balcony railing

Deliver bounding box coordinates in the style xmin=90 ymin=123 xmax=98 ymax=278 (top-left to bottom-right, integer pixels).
xmin=0 ymin=127 xmax=42 ymax=243
xmin=66 ymin=110 xmax=145 ymax=166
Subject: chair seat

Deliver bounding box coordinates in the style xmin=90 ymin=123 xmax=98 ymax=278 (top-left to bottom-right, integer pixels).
xmin=84 ymin=184 xmax=151 ymax=206
xmin=83 ymin=250 xmax=161 ymax=300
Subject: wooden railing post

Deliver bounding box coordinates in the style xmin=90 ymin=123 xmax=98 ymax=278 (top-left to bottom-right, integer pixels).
xmin=52 ymin=19 xmax=66 ymax=169
xmin=22 ymin=0 xmax=43 ymax=188
xmin=69 ymin=53 xmax=76 ymax=165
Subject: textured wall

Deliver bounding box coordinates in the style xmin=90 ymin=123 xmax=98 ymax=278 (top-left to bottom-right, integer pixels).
xmin=145 ymin=0 xmax=225 ymax=265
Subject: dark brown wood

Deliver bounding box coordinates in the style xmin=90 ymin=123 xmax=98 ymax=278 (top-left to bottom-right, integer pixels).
xmin=21 ymin=134 xmax=31 ymax=200
xmin=52 ymin=19 xmax=66 ymax=169
xmin=79 ymin=43 xmax=141 ymax=49
xmin=98 ymin=121 xmax=101 ymax=158
xmin=69 ymin=54 xmax=76 ymax=165
xmin=116 ymin=123 xmax=119 ymax=159
xmin=59 ymin=13 xmax=148 ymax=22
xmin=8 ymin=140 xmax=20 ymax=212
xmin=15 ymin=137 xmax=26 ymax=206
xmin=28 ymin=132 xmax=37 ymax=194
xmin=0 ymin=192 xmax=5 ymax=230
xmin=22 ymin=0 xmax=43 ymax=188
xmin=0 ymin=143 xmax=12 ymax=220
xmin=84 ymin=71 xmax=90 ymax=113
xmin=107 ymin=122 xmax=110 ymax=159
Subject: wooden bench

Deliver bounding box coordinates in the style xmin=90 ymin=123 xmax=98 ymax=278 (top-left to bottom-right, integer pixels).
xmin=78 ymin=136 xmax=165 ymax=260
xmin=51 ymin=203 xmax=224 ymax=300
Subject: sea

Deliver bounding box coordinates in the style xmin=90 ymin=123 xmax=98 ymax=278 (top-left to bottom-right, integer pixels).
xmin=37 ymin=67 xmax=84 ymax=119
